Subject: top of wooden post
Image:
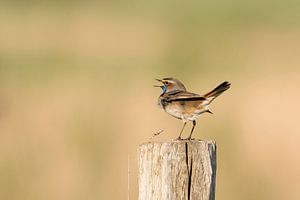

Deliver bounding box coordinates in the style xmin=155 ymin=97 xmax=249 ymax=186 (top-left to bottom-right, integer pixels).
xmin=138 ymin=139 xmax=217 ymax=200
xmin=139 ymin=139 xmax=216 ymax=154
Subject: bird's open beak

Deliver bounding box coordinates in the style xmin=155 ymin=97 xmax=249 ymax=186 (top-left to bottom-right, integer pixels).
xmin=154 ymin=78 xmax=163 ymax=87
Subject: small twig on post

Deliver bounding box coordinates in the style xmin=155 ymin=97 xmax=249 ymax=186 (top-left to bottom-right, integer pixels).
xmin=138 ymin=140 xmax=216 ymax=200
xmin=148 ymin=129 xmax=164 ymax=140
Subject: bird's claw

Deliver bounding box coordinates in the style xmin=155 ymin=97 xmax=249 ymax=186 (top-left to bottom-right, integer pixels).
xmin=176 ymin=136 xmax=183 ymax=140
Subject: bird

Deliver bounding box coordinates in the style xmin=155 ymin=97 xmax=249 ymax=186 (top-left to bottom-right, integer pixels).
xmin=155 ymin=77 xmax=230 ymax=140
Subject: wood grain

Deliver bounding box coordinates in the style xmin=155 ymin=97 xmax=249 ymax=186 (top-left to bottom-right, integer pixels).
xmin=138 ymin=140 xmax=216 ymax=200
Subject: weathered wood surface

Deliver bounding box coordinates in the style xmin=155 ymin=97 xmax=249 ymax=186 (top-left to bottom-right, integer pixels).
xmin=138 ymin=140 xmax=216 ymax=200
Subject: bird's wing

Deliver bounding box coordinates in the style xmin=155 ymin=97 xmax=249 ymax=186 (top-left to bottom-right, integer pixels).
xmin=164 ymin=91 xmax=207 ymax=102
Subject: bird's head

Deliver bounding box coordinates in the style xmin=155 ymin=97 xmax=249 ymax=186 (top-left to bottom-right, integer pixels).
xmin=154 ymin=77 xmax=186 ymax=93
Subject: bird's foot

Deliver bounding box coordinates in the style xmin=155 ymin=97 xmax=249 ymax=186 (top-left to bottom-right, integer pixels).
xmin=176 ymin=136 xmax=183 ymax=140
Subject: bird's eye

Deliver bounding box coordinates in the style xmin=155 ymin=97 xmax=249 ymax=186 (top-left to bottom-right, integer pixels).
xmin=165 ymin=81 xmax=169 ymax=85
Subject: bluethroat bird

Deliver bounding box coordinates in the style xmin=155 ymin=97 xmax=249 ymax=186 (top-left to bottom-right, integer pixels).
xmin=155 ymin=78 xmax=230 ymax=140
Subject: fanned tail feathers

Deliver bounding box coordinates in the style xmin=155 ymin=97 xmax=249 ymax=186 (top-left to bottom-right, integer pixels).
xmin=204 ymin=81 xmax=231 ymax=102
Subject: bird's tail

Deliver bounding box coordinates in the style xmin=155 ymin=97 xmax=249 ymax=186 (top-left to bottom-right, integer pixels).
xmin=204 ymin=81 xmax=231 ymax=103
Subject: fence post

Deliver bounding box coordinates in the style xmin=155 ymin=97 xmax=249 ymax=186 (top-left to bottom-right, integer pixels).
xmin=138 ymin=140 xmax=216 ymax=200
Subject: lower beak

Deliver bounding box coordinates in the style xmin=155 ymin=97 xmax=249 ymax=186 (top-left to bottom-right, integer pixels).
xmin=153 ymin=85 xmax=162 ymax=87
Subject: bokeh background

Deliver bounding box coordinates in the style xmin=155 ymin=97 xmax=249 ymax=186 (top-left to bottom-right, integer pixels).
xmin=1 ymin=1 xmax=300 ymax=200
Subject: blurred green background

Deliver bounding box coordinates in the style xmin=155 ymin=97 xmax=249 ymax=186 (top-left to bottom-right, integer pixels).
xmin=0 ymin=1 xmax=300 ymax=199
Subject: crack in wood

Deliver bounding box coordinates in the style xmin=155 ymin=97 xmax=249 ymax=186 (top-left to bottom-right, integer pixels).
xmin=185 ymin=142 xmax=193 ymax=200
xmin=188 ymin=158 xmax=193 ymax=200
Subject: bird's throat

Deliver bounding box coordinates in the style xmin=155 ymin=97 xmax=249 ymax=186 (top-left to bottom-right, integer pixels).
xmin=161 ymin=85 xmax=167 ymax=94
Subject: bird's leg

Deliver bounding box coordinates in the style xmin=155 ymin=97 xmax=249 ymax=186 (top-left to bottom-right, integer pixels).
xmin=177 ymin=121 xmax=187 ymax=140
xmin=187 ymin=120 xmax=196 ymax=140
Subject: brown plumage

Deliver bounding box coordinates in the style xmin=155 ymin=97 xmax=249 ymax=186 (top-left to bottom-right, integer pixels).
xmin=155 ymin=78 xmax=231 ymax=140
xmin=204 ymin=81 xmax=231 ymax=102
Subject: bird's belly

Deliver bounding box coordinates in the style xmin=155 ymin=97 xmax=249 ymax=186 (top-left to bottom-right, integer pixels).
xmin=164 ymin=104 xmax=183 ymax=119
xmin=164 ymin=103 xmax=208 ymax=121
xmin=185 ymin=109 xmax=208 ymax=121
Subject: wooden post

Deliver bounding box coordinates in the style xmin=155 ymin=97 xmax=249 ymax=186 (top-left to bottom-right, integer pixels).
xmin=138 ymin=140 xmax=216 ymax=200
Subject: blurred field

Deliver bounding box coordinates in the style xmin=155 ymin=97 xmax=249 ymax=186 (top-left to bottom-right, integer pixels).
xmin=0 ymin=1 xmax=300 ymax=200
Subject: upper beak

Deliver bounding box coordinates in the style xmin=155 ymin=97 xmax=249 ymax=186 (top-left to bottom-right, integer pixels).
xmin=155 ymin=78 xmax=163 ymax=82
